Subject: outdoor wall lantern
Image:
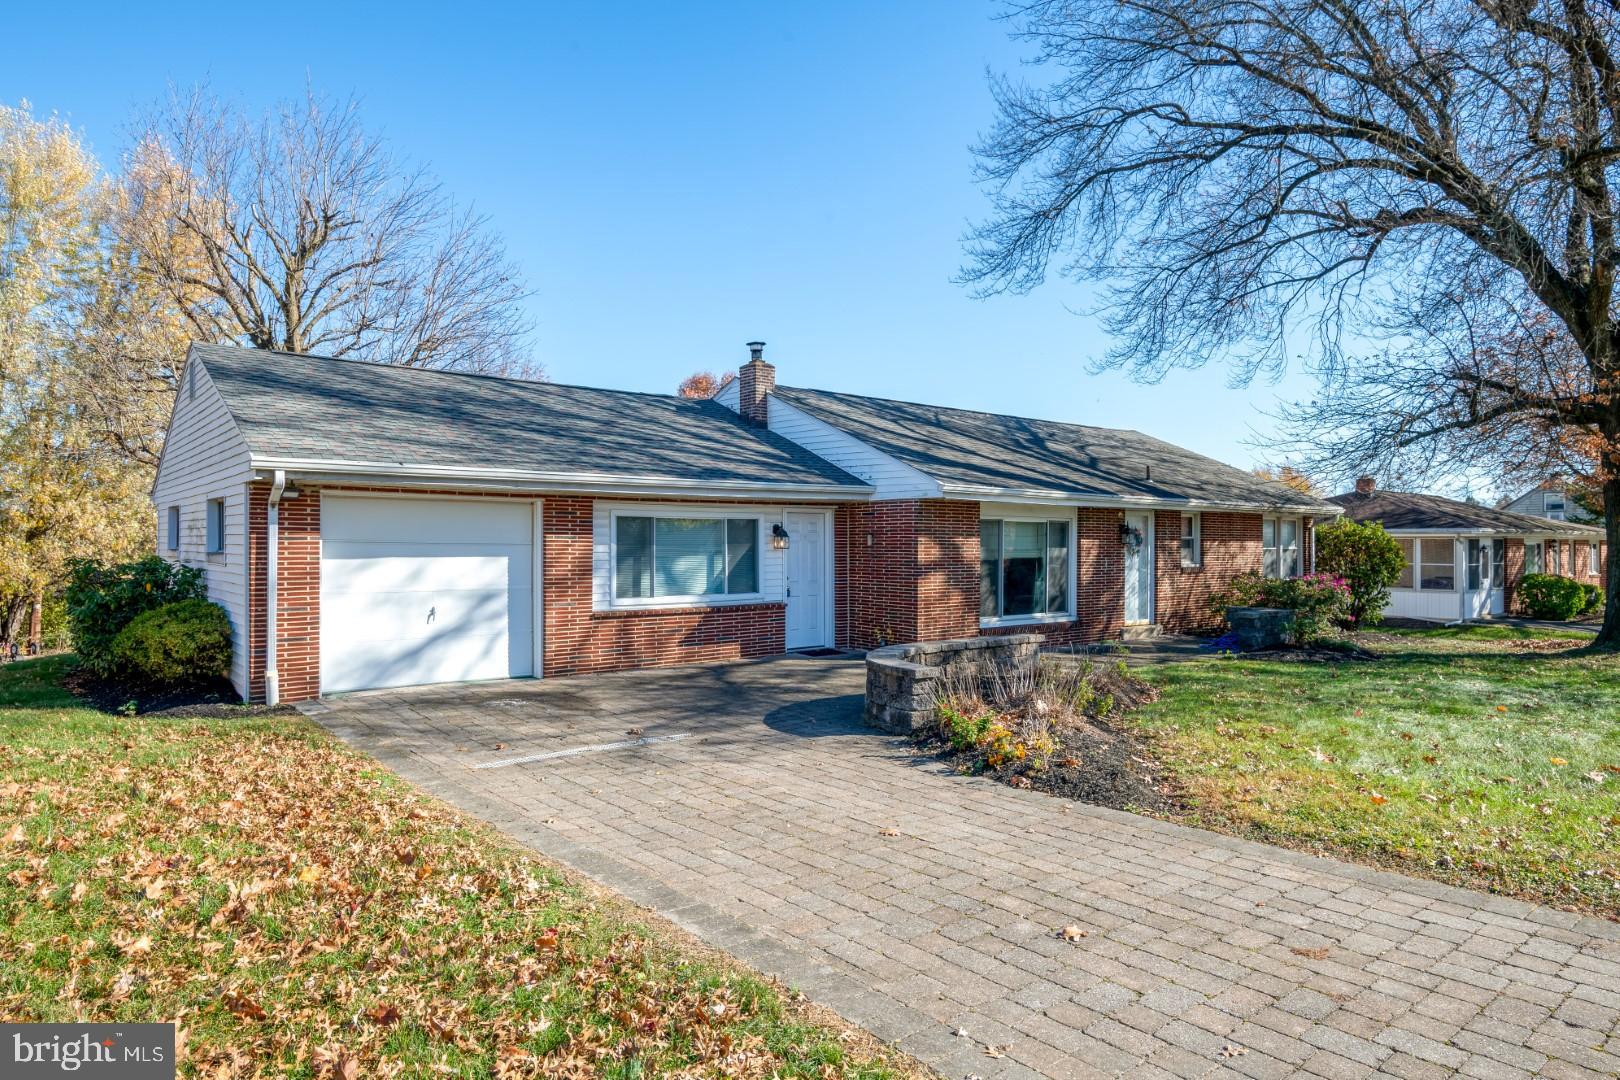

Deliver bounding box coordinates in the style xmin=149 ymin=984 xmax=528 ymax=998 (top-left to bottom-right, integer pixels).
xmin=771 ymin=523 xmax=791 ymax=550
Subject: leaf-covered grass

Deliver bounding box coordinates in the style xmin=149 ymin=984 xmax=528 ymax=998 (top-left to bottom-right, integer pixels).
xmin=0 ymin=655 xmax=915 ymax=1079
xmin=1131 ymin=633 xmax=1620 ymax=916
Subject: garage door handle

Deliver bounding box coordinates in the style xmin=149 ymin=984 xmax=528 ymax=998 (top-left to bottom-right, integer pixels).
xmin=427 ymin=606 xmax=436 ymax=624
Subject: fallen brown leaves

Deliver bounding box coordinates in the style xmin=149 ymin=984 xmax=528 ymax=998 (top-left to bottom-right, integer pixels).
xmin=0 ymin=717 xmax=909 ymax=1079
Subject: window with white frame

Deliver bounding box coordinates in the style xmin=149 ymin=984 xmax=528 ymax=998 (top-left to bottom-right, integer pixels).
xmin=1524 ymin=541 xmax=1543 ymax=575
xmin=1263 ymin=516 xmax=1301 ymax=578
xmin=1550 ymin=542 xmax=1563 ymax=575
xmin=1179 ymin=513 xmax=1201 ymax=568
xmin=1419 ymin=538 xmax=1455 ymax=590
xmin=205 ymin=499 xmax=225 ymax=554
xmin=1394 ymin=538 xmax=1414 ymax=588
xmin=612 ymin=513 xmax=759 ymax=603
xmin=980 ymin=518 xmax=1071 ymax=621
xmin=1591 ymin=542 xmax=1601 ymax=575
xmin=166 ymin=506 xmax=180 ymax=551
xmin=1491 ymin=539 xmax=1505 ymax=589
xmin=1544 ymin=492 xmax=1566 ymax=520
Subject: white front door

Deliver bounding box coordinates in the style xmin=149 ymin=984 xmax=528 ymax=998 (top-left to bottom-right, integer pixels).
xmin=320 ymin=496 xmax=536 ymax=694
xmin=1465 ymin=538 xmax=1493 ymax=620
xmin=783 ymin=511 xmax=831 ymax=649
xmin=1123 ymin=511 xmax=1155 ymax=624
xmin=1489 ymin=538 xmax=1506 ymax=615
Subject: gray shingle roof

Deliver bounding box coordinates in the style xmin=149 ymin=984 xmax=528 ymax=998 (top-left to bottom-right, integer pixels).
xmin=772 ymin=386 xmax=1340 ymax=513
xmin=1330 ymin=489 xmax=1603 ymax=536
xmin=193 ymin=343 xmax=865 ymax=490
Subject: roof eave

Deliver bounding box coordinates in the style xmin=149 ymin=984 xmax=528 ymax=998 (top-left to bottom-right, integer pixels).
xmin=248 ymin=456 xmax=874 ymax=503
xmin=937 ymin=481 xmax=1343 ymax=517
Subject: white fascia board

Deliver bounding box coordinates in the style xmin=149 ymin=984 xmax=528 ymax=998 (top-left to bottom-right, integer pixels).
xmin=1378 ymin=526 xmax=1601 ymax=538
xmin=249 ymin=457 xmax=872 ymax=502
xmin=944 ymin=482 xmax=1342 ymax=517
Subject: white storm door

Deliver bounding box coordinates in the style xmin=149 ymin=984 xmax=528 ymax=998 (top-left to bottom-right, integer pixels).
xmin=1123 ymin=511 xmax=1155 ymax=624
xmin=783 ymin=511 xmax=830 ymax=649
xmin=321 ymin=496 xmax=535 ymax=694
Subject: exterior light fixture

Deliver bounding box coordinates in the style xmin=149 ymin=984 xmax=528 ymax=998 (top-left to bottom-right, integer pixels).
xmin=771 ymin=523 xmax=790 ymax=550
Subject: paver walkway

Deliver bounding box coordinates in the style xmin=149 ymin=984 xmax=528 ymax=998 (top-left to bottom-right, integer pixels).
xmin=317 ymin=657 xmax=1620 ymax=1080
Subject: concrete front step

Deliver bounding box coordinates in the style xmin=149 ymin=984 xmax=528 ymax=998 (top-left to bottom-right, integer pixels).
xmin=1121 ymin=623 xmax=1162 ymax=640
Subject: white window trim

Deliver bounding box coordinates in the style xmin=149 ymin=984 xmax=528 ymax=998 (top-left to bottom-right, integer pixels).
xmin=205 ymin=498 xmax=225 ymax=554
xmin=1389 ymin=535 xmax=1460 ymax=592
xmin=1590 ymin=542 xmax=1601 ymax=576
xmin=1263 ymin=515 xmax=1303 ymax=579
xmin=607 ymin=508 xmax=767 ymax=610
xmin=979 ymin=514 xmax=1078 ymax=628
xmin=1180 ymin=512 xmax=1202 ymax=569
xmin=166 ymin=506 xmax=180 ymax=551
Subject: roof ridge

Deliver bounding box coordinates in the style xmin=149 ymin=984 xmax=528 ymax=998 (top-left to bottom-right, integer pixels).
xmin=194 ymin=341 xmax=703 ymax=405
xmin=776 ymin=383 xmax=1143 ymax=439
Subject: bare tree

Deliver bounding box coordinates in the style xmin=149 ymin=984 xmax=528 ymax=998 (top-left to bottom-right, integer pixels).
xmin=964 ymin=0 xmax=1620 ymax=644
xmin=124 ymin=85 xmax=535 ymax=376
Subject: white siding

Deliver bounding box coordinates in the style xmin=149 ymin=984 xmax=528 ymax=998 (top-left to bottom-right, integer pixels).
xmin=591 ymin=500 xmax=799 ymax=611
xmin=765 ymin=397 xmax=940 ymax=500
xmin=150 ymin=360 xmax=254 ymax=698
xmin=713 ymin=379 xmax=739 ymax=410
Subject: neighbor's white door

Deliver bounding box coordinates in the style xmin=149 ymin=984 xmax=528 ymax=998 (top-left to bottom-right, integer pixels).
xmin=320 ymin=496 xmax=535 ymax=694
xmin=1490 ymin=539 xmax=1506 ymax=615
xmin=1123 ymin=511 xmax=1155 ymax=624
xmin=783 ymin=511 xmax=831 ymax=649
xmin=1465 ymin=538 xmax=1493 ymax=620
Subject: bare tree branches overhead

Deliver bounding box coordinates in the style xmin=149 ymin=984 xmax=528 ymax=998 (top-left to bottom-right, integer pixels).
xmin=964 ymin=0 xmax=1620 ymax=642
xmin=125 ymin=86 xmax=536 ymax=376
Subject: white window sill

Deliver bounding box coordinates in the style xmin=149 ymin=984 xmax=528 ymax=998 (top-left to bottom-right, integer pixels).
xmin=979 ymin=613 xmax=1074 ymax=629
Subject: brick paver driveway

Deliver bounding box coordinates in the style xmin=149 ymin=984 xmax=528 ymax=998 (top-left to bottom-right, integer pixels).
xmin=318 ymin=657 xmax=1620 ymax=1080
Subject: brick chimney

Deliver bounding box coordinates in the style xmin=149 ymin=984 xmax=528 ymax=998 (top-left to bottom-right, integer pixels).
xmin=737 ymin=341 xmax=774 ymax=427
xmin=1355 ymin=476 xmax=1377 ymax=495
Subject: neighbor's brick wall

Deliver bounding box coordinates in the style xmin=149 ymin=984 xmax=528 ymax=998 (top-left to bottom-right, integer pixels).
xmin=1503 ymin=539 xmax=1525 ymax=612
xmin=1154 ymin=511 xmax=1263 ymax=634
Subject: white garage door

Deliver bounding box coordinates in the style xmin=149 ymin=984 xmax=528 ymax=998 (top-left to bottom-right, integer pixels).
xmin=320 ymin=496 xmax=536 ymax=694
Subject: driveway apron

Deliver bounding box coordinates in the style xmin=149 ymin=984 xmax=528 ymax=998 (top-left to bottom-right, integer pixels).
xmin=317 ymin=657 xmax=1620 ymax=1080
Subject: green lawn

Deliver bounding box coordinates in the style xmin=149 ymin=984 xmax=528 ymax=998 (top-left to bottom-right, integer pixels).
xmin=1132 ymin=628 xmax=1620 ymax=915
xmin=0 ymin=655 xmax=914 ymax=1079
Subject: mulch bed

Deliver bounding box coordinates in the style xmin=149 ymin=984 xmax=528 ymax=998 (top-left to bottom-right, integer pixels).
xmin=1235 ymin=641 xmax=1382 ymax=663
xmin=63 ymin=667 xmax=293 ymax=718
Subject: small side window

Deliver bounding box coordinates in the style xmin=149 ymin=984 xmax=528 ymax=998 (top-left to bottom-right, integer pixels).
xmin=1179 ymin=513 xmax=1201 ymax=568
xmin=167 ymin=506 xmax=180 ymax=551
xmin=206 ymin=499 xmax=225 ymax=554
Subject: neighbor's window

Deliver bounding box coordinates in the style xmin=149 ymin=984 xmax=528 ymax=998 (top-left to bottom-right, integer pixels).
xmin=1545 ymin=493 xmax=1566 ymax=520
xmin=1179 ymin=513 xmax=1201 ymax=568
xmin=1550 ymin=542 xmax=1563 ymax=575
xmin=1263 ymin=517 xmax=1301 ymax=579
xmin=1419 ymin=538 xmax=1454 ymax=591
xmin=1591 ymin=542 xmax=1601 ymax=576
xmin=980 ymin=518 xmax=1070 ymax=620
xmin=1491 ymin=539 xmax=1505 ymax=589
xmin=167 ymin=506 xmax=180 ymax=551
xmin=613 ymin=514 xmax=759 ymax=601
xmin=1395 ymin=538 xmax=1414 ymax=589
xmin=1524 ymin=541 xmax=1542 ymax=575
xmin=205 ymin=499 xmax=225 ymax=554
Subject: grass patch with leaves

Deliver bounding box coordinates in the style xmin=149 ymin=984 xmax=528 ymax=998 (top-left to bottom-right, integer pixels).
xmin=1131 ymin=632 xmax=1620 ymax=916
xmin=0 ymin=655 xmax=915 ymax=1079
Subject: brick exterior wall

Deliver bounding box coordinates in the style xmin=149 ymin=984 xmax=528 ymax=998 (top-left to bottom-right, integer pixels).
xmin=1154 ymin=511 xmax=1263 ymax=634
xmin=1503 ymin=538 xmax=1525 ymax=612
xmin=246 ymin=483 xmax=321 ymax=704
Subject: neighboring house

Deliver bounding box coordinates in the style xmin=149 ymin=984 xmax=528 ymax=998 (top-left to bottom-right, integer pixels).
xmin=1497 ymin=481 xmax=1602 ymax=525
xmin=1328 ymin=478 xmax=1606 ymax=622
xmin=153 ymin=341 xmax=1341 ymax=703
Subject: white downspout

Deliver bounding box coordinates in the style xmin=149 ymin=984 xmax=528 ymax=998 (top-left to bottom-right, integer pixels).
xmin=265 ymin=469 xmax=285 ymax=706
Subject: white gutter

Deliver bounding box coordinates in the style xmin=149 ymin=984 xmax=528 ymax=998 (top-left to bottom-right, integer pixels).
xmin=265 ymin=469 xmax=285 ymax=707
xmin=939 ymin=481 xmax=1343 ymax=517
xmin=248 ymin=457 xmax=872 ymax=503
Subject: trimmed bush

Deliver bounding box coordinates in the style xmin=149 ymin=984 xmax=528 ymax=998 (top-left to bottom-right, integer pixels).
xmin=66 ymin=557 xmax=207 ymax=676
xmin=1518 ymin=573 xmax=1587 ymax=621
xmin=1581 ymin=583 xmax=1606 ymax=617
xmin=110 ymin=600 xmax=232 ymax=686
xmin=1211 ymin=570 xmax=1351 ymax=645
xmin=1314 ymin=518 xmax=1406 ymax=627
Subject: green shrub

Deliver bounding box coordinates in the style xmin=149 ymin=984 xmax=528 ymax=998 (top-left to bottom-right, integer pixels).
xmin=1580 ymin=582 xmax=1605 ymax=616
xmin=1314 ymin=518 xmax=1405 ymax=627
xmin=66 ymin=557 xmax=207 ymax=676
xmin=1211 ymin=570 xmax=1352 ymax=646
xmin=110 ymin=599 xmax=232 ymax=685
xmin=1517 ymin=573 xmax=1587 ymax=621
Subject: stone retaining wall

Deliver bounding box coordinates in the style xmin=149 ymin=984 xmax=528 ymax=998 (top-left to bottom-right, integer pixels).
xmin=863 ymin=633 xmax=1042 ymax=734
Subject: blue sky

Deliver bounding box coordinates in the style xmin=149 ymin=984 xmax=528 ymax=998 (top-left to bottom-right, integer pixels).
xmin=8 ymin=0 xmax=1323 ymax=472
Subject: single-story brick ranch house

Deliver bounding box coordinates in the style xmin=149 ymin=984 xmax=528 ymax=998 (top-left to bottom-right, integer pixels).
xmin=153 ymin=341 xmax=1342 ymax=703
xmin=1328 ymin=479 xmax=1606 ymax=622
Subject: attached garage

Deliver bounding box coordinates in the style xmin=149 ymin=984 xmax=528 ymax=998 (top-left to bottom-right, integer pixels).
xmin=319 ymin=495 xmax=539 ymax=694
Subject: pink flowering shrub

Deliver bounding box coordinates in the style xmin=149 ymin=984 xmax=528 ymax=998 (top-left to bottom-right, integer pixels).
xmin=1210 ymin=571 xmax=1352 ymax=646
